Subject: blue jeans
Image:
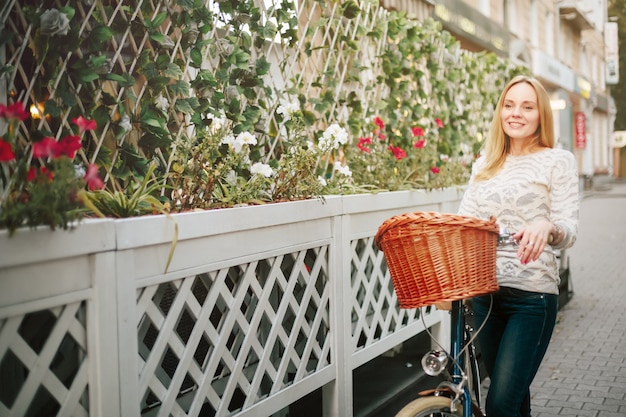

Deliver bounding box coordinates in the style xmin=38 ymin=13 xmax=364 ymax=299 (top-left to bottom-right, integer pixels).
xmin=472 ymin=287 xmax=558 ymax=417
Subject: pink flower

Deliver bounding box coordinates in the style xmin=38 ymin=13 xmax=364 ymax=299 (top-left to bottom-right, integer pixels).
xmin=84 ymin=164 xmax=105 ymax=190
xmin=0 ymin=139 xmax=15 ymax=161
xmin=374 ymin=117 xmax=384 ymax=130
xmin=57 ymin=135 xmax=82 ymax=158
xmin=357 ymin=137 xmax=372 ymax=153
xmin=388 ymin=145 xmax=406 ymax=161
xmin=0 ymin=102 xmax=29 ymax=121
xmin=32 ymin=137 xmax=60 ymax=159
xmin=413 ymin=139 xmax=426 ymax=149
xmin=72 ymin=116 xmax=97 ymax=133
xmin=430 ymin=166 xmax=440 ymax=174
xmin=411 ymin=126 xmax=424 ymax=137
xmin=435 ymin=118 xmax=444 ymax=128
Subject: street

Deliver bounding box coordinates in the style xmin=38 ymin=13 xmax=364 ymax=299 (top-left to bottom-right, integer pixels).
xmin=529 ymin=177 xmax=626 ymax=416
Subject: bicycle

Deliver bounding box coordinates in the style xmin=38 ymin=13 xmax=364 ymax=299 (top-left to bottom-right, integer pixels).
xmin=376 ymin=213 xmax=558 ymax=417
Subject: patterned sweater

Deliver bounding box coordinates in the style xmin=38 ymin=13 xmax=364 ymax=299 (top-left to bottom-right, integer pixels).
xmin=458 ymin=148 xmax=580 ymax=295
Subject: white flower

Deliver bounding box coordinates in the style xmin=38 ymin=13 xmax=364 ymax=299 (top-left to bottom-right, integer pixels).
xmin=333 ymin=162 xmax=352 ymax=177
xmin=318 ymin=176 xmax=327 ymax=186
xmin=208 ymin=111 xmax=228 ymax=132
xmin=250 ymin=162 xmax=274 ymax=178
xmin=440 ymin=154 xmax=450 ymax=162
xmin=277 ymin=101 xmax=300 ymax=122
xmin=236 ymin=132 xmax=257 ymax=146
xmin=40 ymin=9 xmax=70 ymax=37
xmin=319 ymin=123 xmax=349 ymax=152
xmin=119 ymin=115 xmax=132 ymax=132
xmin=221 ymin=134 xmax=236 ymax=147
xmin=155 ymin=94 xmax=169 ymax=113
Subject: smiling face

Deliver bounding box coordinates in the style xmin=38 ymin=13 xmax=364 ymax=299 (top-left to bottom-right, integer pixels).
xmin=500 ymin=81 xmax=540 ymax=143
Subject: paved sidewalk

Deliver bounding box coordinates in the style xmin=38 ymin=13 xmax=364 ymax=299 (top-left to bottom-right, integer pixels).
xmin=528 ymin=177 xmax=626 ymax=416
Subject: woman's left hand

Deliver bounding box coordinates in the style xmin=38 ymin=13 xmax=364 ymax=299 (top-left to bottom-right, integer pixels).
xmin=513 ymin=220 xmax=553 ymax=264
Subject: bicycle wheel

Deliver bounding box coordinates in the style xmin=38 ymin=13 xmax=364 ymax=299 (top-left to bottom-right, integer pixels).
xmin=395 ymin=395 xmax=477 ymax=417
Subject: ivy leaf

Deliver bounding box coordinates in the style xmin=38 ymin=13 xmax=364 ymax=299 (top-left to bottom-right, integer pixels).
xmin=59 ymin=6 xmax=76 ymax=21
xmin=149 ymin=32 xmax=166 ymax=44
xmin=168 ymin=80 xmax=191 ymax=96
xmin=190 ymin=47 xmax=203 ymax=67
xmin=175 ymin=97 xmax=200 ymax=114
xmin=176 ymin=0 xmax=194 ymax=8
xmin=43 ymin=100 xmax=61 ymax=118
xmin=76 ymin=69 xmax=100 ymax=83
xmin=163 ymin=62 xmax=184 ymax=78
xmin=342 ymin=1 xmax=360 ymax=19
xmin=142 ymin=118 xmax=165 ymax=129
xmin=60 ymin=91 xmax=77 ymax=108
xmin=147 ymin=12 xmax=167 ymax=29
xmin=90 ymin=26 xmax=113 ymax=44
xmin=88 ymin=54 xmax=108 ymax=70
xmin=93 ymin=105 xmax=112 ymax=131
xmin=255 ymin=56 xmax=270 ymax=76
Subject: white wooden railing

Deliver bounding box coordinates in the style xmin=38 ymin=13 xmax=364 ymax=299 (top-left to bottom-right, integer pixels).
xmin=0 ymin=188 xmax=464 ymax=417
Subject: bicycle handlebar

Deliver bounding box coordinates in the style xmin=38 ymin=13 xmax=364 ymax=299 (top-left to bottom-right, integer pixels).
xmin=498 ymin=227 xmax=557 ymax=254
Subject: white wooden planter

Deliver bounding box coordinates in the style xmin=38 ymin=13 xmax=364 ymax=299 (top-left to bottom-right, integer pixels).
xmin=0 ymin=188 xmax=464 ymax=417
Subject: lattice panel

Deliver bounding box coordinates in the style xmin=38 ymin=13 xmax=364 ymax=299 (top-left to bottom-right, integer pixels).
xmin=136 ymin=246 xmax=330 ymax=416
xmin=1 ymin=0 xmax=392 ymax=183
xmin=0 ymin=302 xmax=89 ymax=417
xmin=350 ymin=236 xmax=422 ymax=350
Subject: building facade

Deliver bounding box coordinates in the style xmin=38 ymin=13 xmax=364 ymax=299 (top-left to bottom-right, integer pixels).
xmin=391 ymin=0 xmax=617 ymax=179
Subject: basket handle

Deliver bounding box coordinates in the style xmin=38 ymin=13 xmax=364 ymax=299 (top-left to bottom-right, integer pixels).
xmin=375 ymin=212 xmax=498 ymax=250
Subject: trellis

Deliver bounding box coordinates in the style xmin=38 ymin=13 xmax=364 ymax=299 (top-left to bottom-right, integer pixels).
xmin=0 ymin=0 xmax=398 ymax=180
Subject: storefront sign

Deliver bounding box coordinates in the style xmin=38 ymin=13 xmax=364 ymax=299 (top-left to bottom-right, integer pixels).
xmin=605 ymin=21 xmax=620 ymax=85
xmin=575 ymin=112 xmax=586 ymax=149
xmin=433 ymin=0 xmax=509 ymax=55
xmin=575 ymin=76 xmax=591 ymax=99
xmin=611 ymin=131 xmax=626 ymax=148
xmin=531 ymin=49 xmax=575 ymax=92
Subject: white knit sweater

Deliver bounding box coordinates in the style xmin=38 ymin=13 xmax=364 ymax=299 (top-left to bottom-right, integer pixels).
xmin=458 ymin=148 xmax=579 ymax=294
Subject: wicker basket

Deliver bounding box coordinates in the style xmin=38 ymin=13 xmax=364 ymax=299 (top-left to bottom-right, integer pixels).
xmin=375 ymin=211 xmax=500 ymax=309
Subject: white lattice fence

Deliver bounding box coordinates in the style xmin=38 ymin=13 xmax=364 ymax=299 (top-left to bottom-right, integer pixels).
xmin=134 ymin=249 xmax=332 ymax=416
xmin=0 ymin=303 xmax=89 ymax=417
xmin=0 ymin=190 xmax=463 ymax=417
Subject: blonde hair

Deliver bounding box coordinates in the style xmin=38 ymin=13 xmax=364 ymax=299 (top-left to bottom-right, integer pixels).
xmin=475 ymin=75 xmax=555 ymax=182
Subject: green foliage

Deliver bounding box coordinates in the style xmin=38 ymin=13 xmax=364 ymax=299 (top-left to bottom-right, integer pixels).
xmin=1 ymin=0 xmax=529 ymax=232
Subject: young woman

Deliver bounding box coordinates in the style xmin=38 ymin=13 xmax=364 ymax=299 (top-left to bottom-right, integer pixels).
xmin=458 ymin=75 xmax=580 ymax=417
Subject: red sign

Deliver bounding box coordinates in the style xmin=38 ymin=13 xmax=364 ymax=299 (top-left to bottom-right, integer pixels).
xmin=575 ymin=112 xmax=586 ymax=149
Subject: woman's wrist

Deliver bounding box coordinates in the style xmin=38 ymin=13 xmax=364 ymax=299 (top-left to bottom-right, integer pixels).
xmin=548 ymin=223 xmax=563 ymax=245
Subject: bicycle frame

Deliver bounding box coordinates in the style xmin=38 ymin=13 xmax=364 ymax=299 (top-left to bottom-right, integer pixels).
xmin=450 ymin=300 xmax=475 ymax=417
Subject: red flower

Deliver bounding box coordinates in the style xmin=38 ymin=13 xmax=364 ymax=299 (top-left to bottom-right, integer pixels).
xmin=435 ymin=118 xmax=444 ymax=128
xmin=411 ymin=126 xmax=424 ymax=137
xmin=32 ymin=137 xmax=60 ymax=159
xmin=388 ymin=145 xmax=406 ymax=161
xmin=377 ymin=133 xmax=386 ymax=140
xmin=57 ymin=135 xmax=82 ymax=158
xmin=430 ymin=166 xmax=440 ymax=174
xmin=27 ymin=167 xmax=36 ymax=181
xmin=374 ymin=116 xmax=384 ymax=130
xmin=0 ymin=139 xmax=15 ymax=161
xmin=37 ymin=166 xmax=54 ymax=181
xmin=0 ymin=102 xmax=29 ymax=121
xmin=84 ymin=164 xmax=105 ymax=190
xmin=357 ymin=137 xmax=372 ymax=153
xmin=24 ymin=166 xmax=63 ymax=183
xmin=72 ymin=116 xmax=97 ymax=133
xmin=413 ymin=139 xmax=426 ymax=149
